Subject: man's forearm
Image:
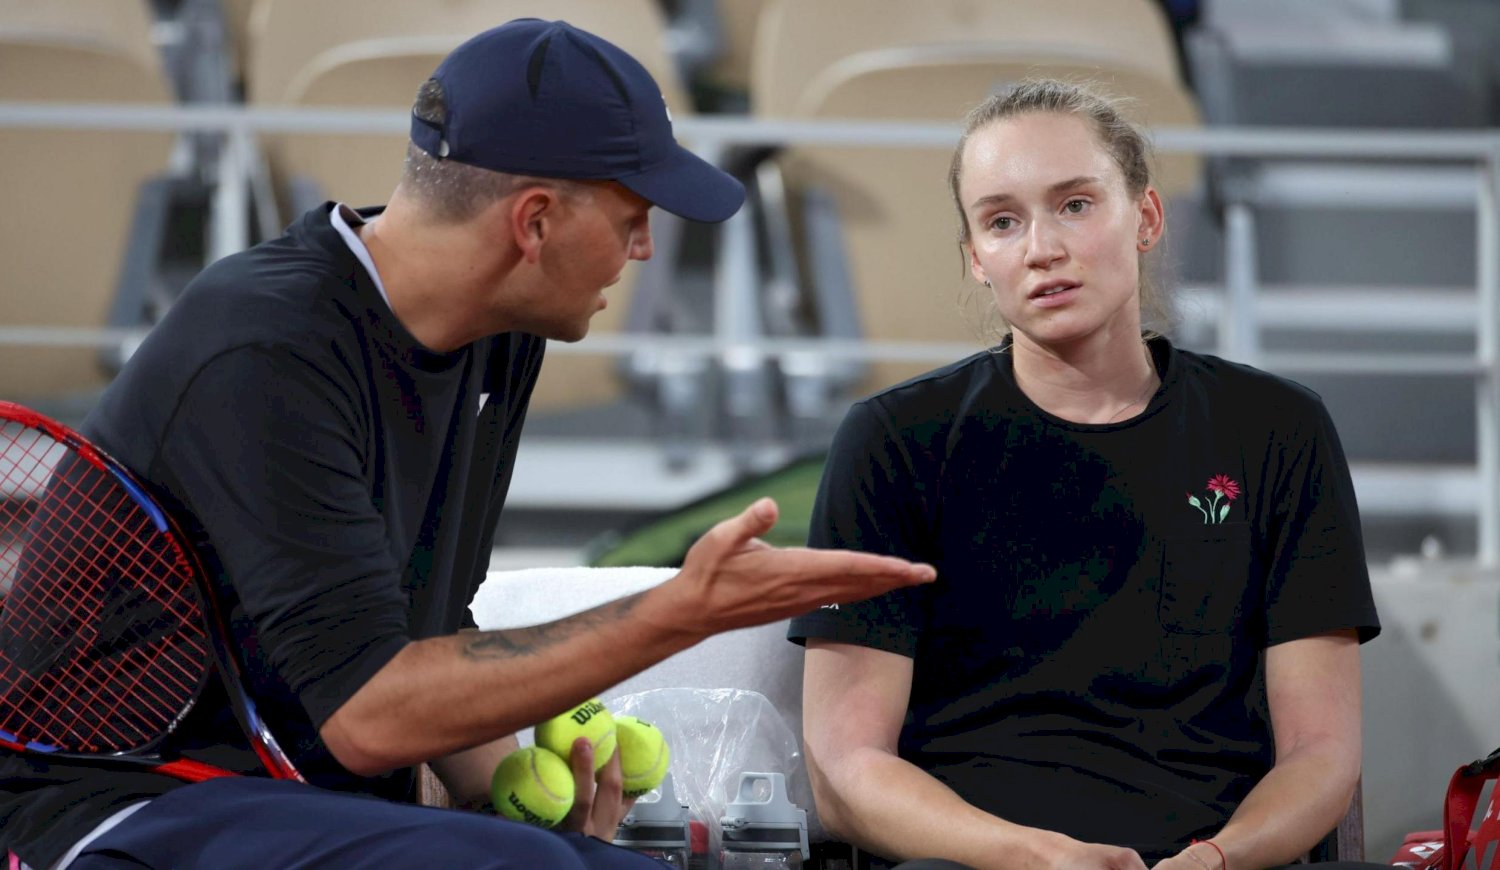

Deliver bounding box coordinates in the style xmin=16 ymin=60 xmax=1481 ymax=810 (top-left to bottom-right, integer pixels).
xmin=323 ymin=584 xmax=701 ymax=775
xmin=322 ymin=502 xmax=937 ymax=777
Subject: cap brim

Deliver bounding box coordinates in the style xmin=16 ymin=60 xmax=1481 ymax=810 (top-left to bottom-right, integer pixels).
xmin=617 ymin=144 xmax=746 ymax=224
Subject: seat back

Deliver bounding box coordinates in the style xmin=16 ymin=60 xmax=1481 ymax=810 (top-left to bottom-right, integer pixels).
xmin=751 ymin=0 xmax=1186 ymax=118
xmin=248 ymin=0 xmax=687 ymax=107
xmin=0 ymin=0 xmax=173 ymax=400
xmin=246 ymin=0 xmax=690 ymax=412
xmin=701 ymin=0 xmax=769 ymax=96
xmin=1320 ymin=778 xmax=1365 ymax=861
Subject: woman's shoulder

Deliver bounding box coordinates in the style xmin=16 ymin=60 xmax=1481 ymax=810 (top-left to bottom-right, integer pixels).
xmin=854 ymin=350 xmax=1006 ymax=422
xmin=1171 ymin=346 xmax=1330 ymax=420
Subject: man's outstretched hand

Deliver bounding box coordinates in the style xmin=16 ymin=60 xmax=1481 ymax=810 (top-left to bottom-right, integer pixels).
xmin=662 ymin=497 xmax=936 ymax=635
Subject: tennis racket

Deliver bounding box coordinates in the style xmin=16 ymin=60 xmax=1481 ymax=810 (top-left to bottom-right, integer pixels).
xmin=0 ymin=401 xmax=301 ymax=783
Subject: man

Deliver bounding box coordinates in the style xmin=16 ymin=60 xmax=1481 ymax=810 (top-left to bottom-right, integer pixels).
xmin=0 ymin=19 xmax=935 ymax=870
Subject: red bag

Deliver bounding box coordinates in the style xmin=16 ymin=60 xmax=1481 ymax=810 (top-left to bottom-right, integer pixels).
xmin=1391 ymin=747 xmax=1500 ymax=869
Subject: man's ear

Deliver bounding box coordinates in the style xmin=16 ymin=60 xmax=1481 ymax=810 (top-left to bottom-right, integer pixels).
xmin=509 ymin=187 xmax=558 ymax=264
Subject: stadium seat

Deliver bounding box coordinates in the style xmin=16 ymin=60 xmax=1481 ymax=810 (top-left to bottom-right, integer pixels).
xmin=0 ymin=0 xmax=175 ymax=401
xmin=747 ymin=0 xmax=1203 ymax=402
xmin=684 ymin=0 xmax=768 ymax=111
xmin=244 ymin=0 xmax=700 ymax=414
xmin=751 ymin=0 xmax=1189 ymax=121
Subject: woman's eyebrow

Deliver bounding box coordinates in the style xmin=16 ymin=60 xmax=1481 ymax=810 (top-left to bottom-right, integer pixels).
xmin=969 ymin=176 xmax=1104 ymax=211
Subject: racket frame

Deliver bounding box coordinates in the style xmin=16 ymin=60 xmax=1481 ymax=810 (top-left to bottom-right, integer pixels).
xmin=0 ymin=401 xmax=303 ymax=783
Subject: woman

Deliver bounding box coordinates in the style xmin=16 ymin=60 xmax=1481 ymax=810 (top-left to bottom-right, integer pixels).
xmin=787 ymin=80 xmax=1382 ymax=870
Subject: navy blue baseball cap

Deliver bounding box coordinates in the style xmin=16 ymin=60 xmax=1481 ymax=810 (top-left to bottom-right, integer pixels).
xmin=410 ymin=18 xmax=745 ymax=223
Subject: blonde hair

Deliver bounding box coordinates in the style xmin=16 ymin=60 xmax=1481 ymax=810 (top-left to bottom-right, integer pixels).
xmin=948 ymin=79 xmax=1170 ymax=339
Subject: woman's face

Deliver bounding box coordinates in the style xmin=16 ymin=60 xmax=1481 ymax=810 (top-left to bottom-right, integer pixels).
xmin=958 ymin=112 xmax=1162 ymax=355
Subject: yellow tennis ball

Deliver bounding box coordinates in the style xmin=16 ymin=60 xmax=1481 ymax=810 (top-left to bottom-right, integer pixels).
xmin=535 ymin=698 xmax=617 ymax=773
xmin=492 ymin=747 xmax=574 ymax=828
xmin=615 ymin=714 xmax=671 ymax=798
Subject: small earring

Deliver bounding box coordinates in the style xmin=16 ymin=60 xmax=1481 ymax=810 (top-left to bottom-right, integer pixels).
xmin=1140 ymin=238 xmax=1151 ymax=247
xmin=983 ymin=279 xmax=992 ymax=287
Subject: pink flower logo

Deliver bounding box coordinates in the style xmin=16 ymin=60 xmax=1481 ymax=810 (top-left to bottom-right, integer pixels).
xmin=1206 ymin=474 xmax=1240 ymax=502
xmin=1188 ymin=474 xmax=1241 ymax=524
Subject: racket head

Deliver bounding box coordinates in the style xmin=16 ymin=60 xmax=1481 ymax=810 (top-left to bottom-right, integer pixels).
xmin=0 ymin=401 xmax=301 ymax=782
xmin=0 ymin=402 xmax=211 ymax=758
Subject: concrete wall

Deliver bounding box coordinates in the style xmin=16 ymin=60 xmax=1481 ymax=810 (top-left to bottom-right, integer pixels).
xmin=1363 ymin=559 xmax=1500 ymax=861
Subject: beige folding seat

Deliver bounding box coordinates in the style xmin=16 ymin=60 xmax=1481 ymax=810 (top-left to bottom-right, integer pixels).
xmin=752 ymin=0 xmax=1187 ymax=120
xmin=223 ymin=0 xmax=257 ymax=82
xmin=749 ymin=0 xmax=1203 ymax=396
xmin=698 ymin=0 xmax=768 ymax=101
xmin=0 ymin=0 xmax=175 ymax=400
xmin=245 ymin=0 xmax=693 ymax=413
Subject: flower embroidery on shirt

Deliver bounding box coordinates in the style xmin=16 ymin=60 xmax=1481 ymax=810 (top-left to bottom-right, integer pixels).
xmin=1188 ymin=474 xmax=1241 ymax=524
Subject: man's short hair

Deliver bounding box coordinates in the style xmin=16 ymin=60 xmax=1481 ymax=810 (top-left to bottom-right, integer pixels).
xmin=405 ymin=19 xmax=743 ymax=223
xmin=401 ymin=79 xmax=582 ymax=222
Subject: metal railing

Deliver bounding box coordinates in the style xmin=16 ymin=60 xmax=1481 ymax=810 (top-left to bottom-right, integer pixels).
xmin=0 ymin=103 xmax=1495 ymax=559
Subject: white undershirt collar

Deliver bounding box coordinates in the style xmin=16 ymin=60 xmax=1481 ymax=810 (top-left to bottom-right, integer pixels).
xmin=330 ymin=203 xmax=394 ymax=314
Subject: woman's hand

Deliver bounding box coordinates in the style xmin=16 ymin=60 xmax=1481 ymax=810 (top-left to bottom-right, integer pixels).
xmin=1151 ymin=842 xmax=1225 ymax=870
xmin=1030 ymin=832 xmax=1149 ymax=870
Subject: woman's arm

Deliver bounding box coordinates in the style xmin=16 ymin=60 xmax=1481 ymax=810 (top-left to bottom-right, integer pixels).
xmin=803 ymin=640 xmax=1147 ymax=870
xmin=1155 ymin=630 xmax=1363 ymax=869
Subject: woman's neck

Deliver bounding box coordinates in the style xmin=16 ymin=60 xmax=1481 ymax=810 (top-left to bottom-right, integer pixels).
xmin=1009 ymin=331 xmax=1160 ymax=425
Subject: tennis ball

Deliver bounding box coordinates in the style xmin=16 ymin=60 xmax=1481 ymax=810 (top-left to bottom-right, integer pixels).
xmin=535 ymin=698 xmax=617 ymax=773
xmin=492 ymin=746 xmax=574 ymax=828
xmin=615 ymin=714 xmax=671 ymax=798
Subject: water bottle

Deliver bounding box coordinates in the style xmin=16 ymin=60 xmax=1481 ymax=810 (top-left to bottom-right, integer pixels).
xmin=614 ymin=772 xmax=691 ymax=867
xmin=719 ymin=772 xmax=809 ymax=869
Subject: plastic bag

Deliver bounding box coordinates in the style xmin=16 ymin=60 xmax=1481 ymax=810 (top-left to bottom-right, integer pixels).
xmin=609 ymin=687 xmax=821 ymax=859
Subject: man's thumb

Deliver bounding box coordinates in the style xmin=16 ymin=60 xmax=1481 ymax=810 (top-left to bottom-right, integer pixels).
xmin=741 ymin=497 xmax=778 ymax=537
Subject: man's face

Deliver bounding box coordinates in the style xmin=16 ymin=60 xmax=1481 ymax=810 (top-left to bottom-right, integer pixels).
xmin=538 ymin=181 xmax=655 ymax=343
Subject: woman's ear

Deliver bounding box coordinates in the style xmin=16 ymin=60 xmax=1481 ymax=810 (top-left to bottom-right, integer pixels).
xmin=968 ymin=244 xmax=990 ymax=287
xmin=1136 ymin=186 xmax=1165 ymax=251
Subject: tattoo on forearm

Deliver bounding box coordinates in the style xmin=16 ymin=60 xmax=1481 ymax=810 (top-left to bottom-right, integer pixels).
xmin=461 ymin=592 xmax=642 ymax=660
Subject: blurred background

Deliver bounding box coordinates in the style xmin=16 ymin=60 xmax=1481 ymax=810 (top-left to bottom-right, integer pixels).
xmin=1 ymin=0 xmax=1497 ymax=861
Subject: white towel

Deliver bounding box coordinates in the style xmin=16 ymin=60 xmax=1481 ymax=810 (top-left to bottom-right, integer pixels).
xmin=469 ymin=565 xmax=803 ymax=724
xmin=468 ymin=568 xmax=801 ymax=716
xmin=471 ymin=566 xmax=677 ymax=629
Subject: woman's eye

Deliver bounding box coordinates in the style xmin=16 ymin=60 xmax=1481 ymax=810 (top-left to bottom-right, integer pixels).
xmin=1064 ymin=199 xmax=1089 ymax=214
xmin=991 ymin=216 xmax=1014 ymax=231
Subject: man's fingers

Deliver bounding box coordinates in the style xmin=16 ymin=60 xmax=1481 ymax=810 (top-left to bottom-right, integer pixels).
xmin=561 ymin=737 xmax=596 ymax=831
xmin=849 ymin=553 xmax=936 ymax=583
xmin=790 ymin=549 xmax=937 ymax=585
xmin=594 ymin=739 xmax=623 ymax=795
xmin=589 ymin=738 xmax=630 ymax=839
xmin=570 ymin=736 xmax=596 ymax=785
xmin=703 ymin=498 xmax=778 ymax=555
